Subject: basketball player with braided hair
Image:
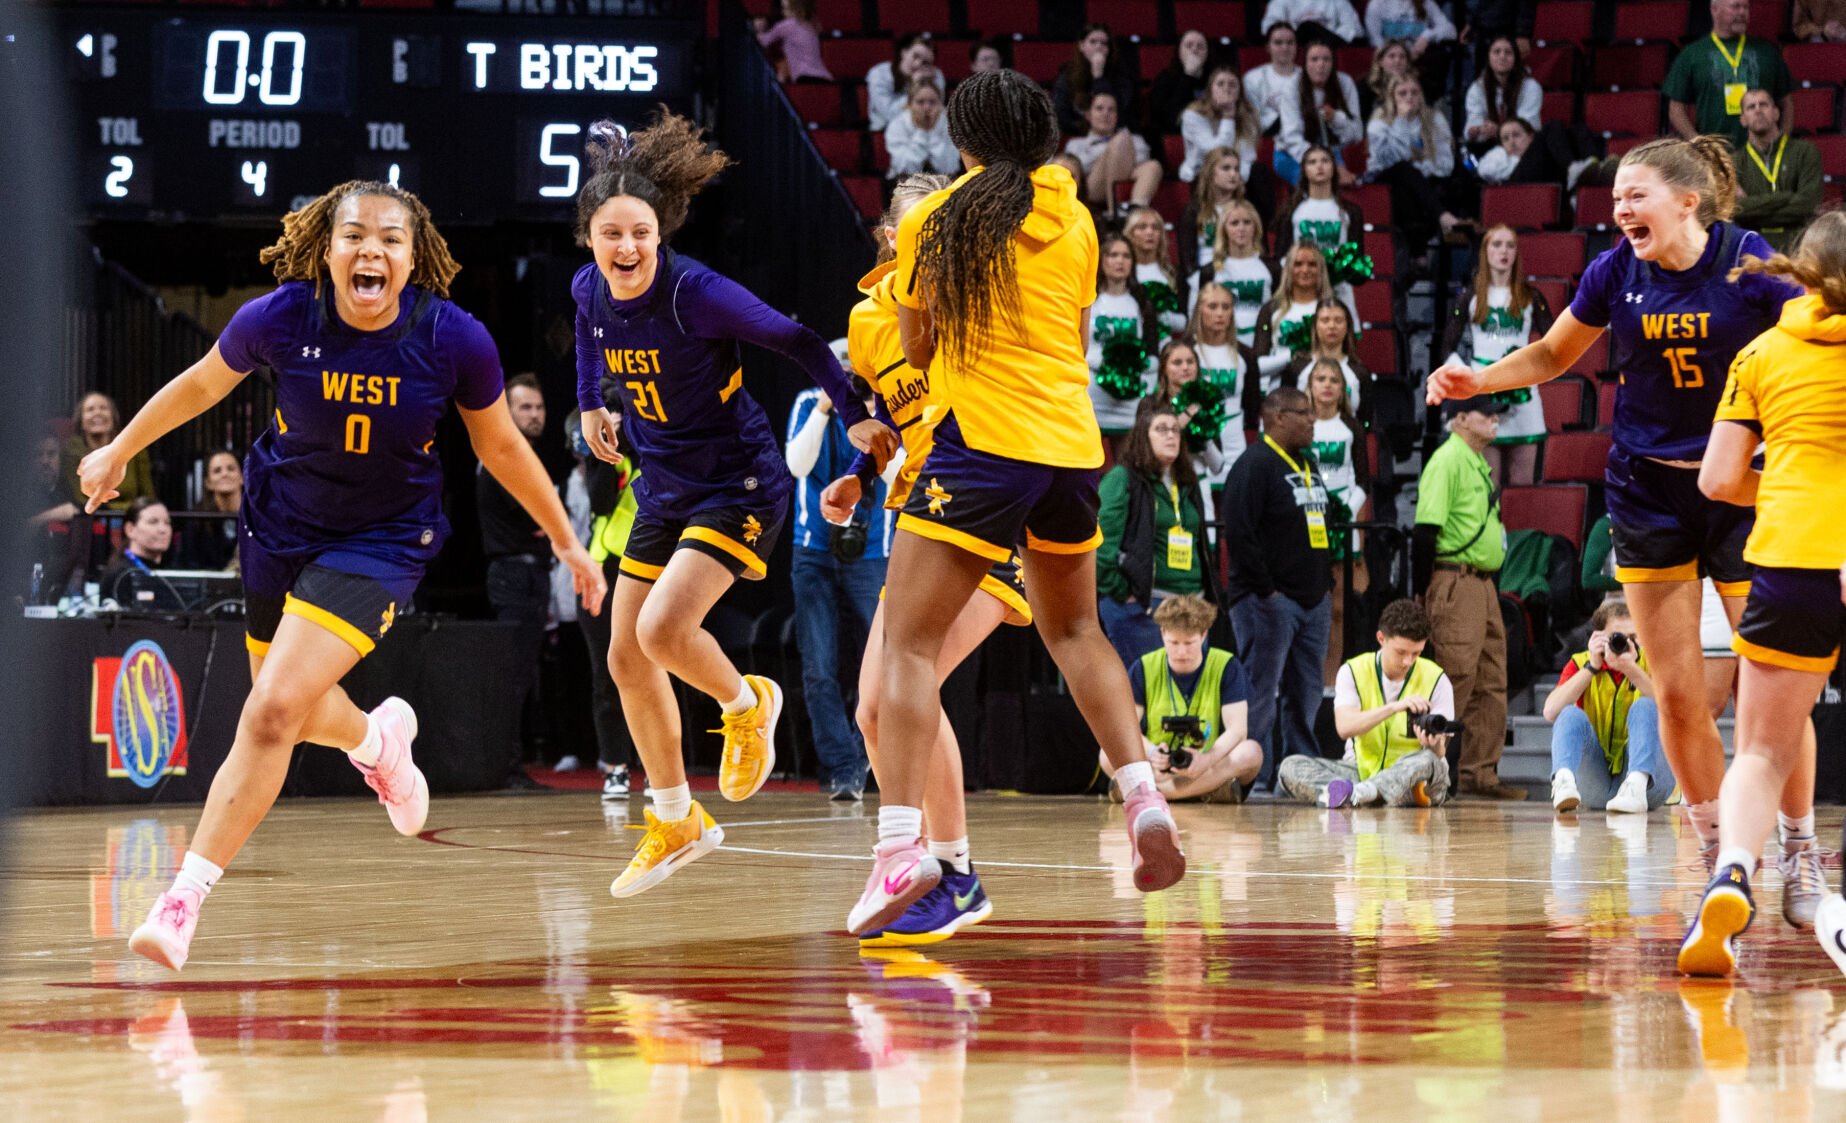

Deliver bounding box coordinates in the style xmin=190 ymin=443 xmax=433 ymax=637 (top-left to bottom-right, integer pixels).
xmin=1683 ymin=211 xmax=1846 ymax=976
xmin=1428 ymin=137 xmax=1818 ymax=919
xmin=847 ymin=69 xmax=1185 ymax=937
xmin=78 ymin=180 xmax=605 ymax=971
xmin=571 ymin=111 xmax=897 ymax=899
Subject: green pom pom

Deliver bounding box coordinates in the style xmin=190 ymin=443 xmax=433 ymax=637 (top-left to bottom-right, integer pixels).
xmin=1172 ymin=381 xmax=1228 ymax=450
xmin=1097 ymin=332 xmax=1150 ymax=401
xmin=1143 ymin=280 xmax=1182 ymax=317
xmin=1277 ymin=316 xmax=1312 ymax=355
xmin=1326 ymin=240 xmax=1376 ymax=286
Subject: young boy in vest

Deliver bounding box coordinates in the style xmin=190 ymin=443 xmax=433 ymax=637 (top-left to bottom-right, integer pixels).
xmin=1546 ymin=597 xmax=1672 ymax=814
xmin=1100 ymin=595 xmax=1264 ymax=803
xmin=1279 ymin=598 xmax=1455 ymax=807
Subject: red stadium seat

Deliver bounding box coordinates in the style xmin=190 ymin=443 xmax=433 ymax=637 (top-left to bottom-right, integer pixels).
xmin=1541 ymin=90 xmax=1577 ymax=125
xmin=1346 ymin=184 xmax=1391 ymax=226
xmin=809 ymin=127 xmax=865 ymax=173
xmin=1339 ymin=140 xmax=1367 ymax=175
xmin=1523 ymin=46 xmax=1576 ymax=89
xmin=1533 ymin=279 xmax=1570 ymax=322
xmin=1569 ymin=334 xmax=1610 ymax=378
xmin=1363 ymin=230 xmax=1394 ymax=278
xmin=1114 ymin=179 xmax=1192 ymax=222
xmin=1340 ymin=46 xmax=1374 ymax=75
xmin=1353 ymin=281 xmax=1392 ymax=325
xmin=1749 ymin=2 xmax=1789 ymax=38
xmin=1793 ymin=86 xmax=1839 ymax=134
xmin=1591 ymin=44 xmax=1669 ymax=91
xmin=786 ymin=83 xmax=844 ymax=126
xmin=1534 ymin=1 xmax=1593 ymax=45
xmin=1162 ymin=134 xmax=1185 ymax=169
xmin=821 ymin=37 xmax=893 ymax=80
xmin=965 ymin=0 xmax=1039 ymax=37
xmin=1501 ymin=484 xmax=1589 ymax=551
xmin=840 ymin=174 xmax=884 ymax=218
xmin=1584 ymin=91 xmax=1660 ymax=137
xmin=876 ymin=0 xmax=949 ymax=36
xmin=1786 ymin=44 xmax=1846 ymax=86
xmin=1596 ymin=377 xmax=1618 ymax=428
xmin=818 ymin=0 xmax=867 ymax=34
xmin=1574 ymin=185 xmax=1614 ymax=230
xmin=1540 ymin=429 xmax=1611 ymax=483
xmin=1237 ymin=46 xmax=1269 ymax=74
xmin=1140 ymin=43 xmax=1176 ymax=78
xmin=1612 ymin=2 xmax=1687 ymax=42
xmin=1174 ymin=1 xmax=1247 ymax=39
xmin=1011 ymin=41 xmax=1068 ymax=83
xmin=1606 ymin=136 xmax=1648 ymax=157
xmin=1817 ymin=134 xmax=1846 ymax=178
xmin=1356 ymin=329 xmax=1396 ymax=377
xmin=1538 ymin=376 xmax=1588 ymax=433
xmin=1087 ymin=0 xmax=1161 ymax=39
xmin=870 ymin=131 xmax=889 ymax=173
xmin=1521 ymin=232 xmax=1588 ymax=279
xmin=934 ymin=38 xmax=977 ymax=81
xmin=1480 ymin=184 xmax=1561 ymax=231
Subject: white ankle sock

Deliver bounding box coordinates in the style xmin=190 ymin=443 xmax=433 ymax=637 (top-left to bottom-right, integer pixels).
xmin=173 ymin=852 xmax=224 ymax=900
xmin=1354 ymin=781 xmax=1380 ymax=806
xmin=652 ymin=783 xmax=692 ymax=823
xmin=1716 ymin=846 xmax=1757 ymax=876
xmin=1686 ymin=799 xmax=1721 ymax=845
xmin=1780 ymin=811 xmax=1816 ymax=851
xmin=720 ymin=679 xmax=756 ymax=716
xmin=929 ymin=837 xmax=971 ymax=874
xmin=1114 ymin=761 xmax=1155 ymax=795
xmin=349 ymin=714 xmax=383 ymax=767
xmin=878 ymin=805 xmax=923 ymax=846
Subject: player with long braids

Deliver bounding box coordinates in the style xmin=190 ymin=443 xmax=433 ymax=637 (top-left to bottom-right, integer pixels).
xmin=571 ymin=112 xmax=896 ymax=899
xmin=1427 ymin=137 xmax=1820 ymax=925
xmin=846 ymin=69 xmax=1186 ymax=937
xmin=78 ymin=180 xmax=605 ymax=971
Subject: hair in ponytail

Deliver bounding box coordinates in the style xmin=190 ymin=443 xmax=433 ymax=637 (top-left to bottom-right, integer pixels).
xmin=573 ymin=108 xmax=733 ymax=245
xmin=1620 ymin=135 xmax=1739 ymax=227
xmin=875 ymin=172 xmax=954 ymax=265
xmin=1730 ymin=209 xmax=1846 ymax=314
xmin=912 ymin=69 xmax=1059 ymax=369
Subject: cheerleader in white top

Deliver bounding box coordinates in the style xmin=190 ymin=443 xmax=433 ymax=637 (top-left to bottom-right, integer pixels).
xmin=1191 ymin=199 xmax=1277 ymax=350
xmin=1437 ymin=225 xmax=1554 ymax=486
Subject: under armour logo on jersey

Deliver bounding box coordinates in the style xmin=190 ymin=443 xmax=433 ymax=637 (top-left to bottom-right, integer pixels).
xmin=593 ymin=327 xmax=604 ymax=338
xmin=302 ymin=346 xmax=321 ymax=357
xmin=1623 ymin=293 xmax=1645 ymax=304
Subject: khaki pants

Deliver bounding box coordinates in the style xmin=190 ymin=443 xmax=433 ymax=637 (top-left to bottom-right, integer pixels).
xmin=1425 ymin=568 xmax=1508 ymax=789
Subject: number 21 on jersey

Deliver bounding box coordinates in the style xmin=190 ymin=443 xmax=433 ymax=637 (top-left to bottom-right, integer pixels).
xmin=1665 ymin=348 xmax=1704 ymax=389
xmin=627 ymin=380 xmax=669 ymax=422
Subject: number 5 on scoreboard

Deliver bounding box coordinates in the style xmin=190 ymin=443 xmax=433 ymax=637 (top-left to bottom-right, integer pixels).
xmin=1666 ymin=347 xmax=1704 ymax=389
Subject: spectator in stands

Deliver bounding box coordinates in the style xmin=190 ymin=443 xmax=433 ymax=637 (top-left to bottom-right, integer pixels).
xmin=1474 ymin=116 xmax=1612 ymax=190
xmin=183 ymin=449 xmax=242 ymax=572
xmin=60 ymin=391 xmax=153 ymax=512
xmin=1279 ymin=598 xmax=1454 ymax=807
xmin=1125 ymin=206 xmax=1188 ymax=334
xmin=1255 ymin=242 xmax=1337 ymax=391
xmin=1064 ymin=92 xmax=1164 ymax=214
xmin=1150 ymin=30 xmax=1215 ymax=136
xmin=1463 ymin=37 xmax=1543 ymax=154
xmin=100 ymin=495 xmax=172 ymax=604
xmin=1262 ymin=0 xmax=1366 ymax=47
xmin=786 ymin=376 xmax=890 ymax=801
xmin=1180 ymin=67 xmax=1262 ymax=186
xmin=1053 ymin=24 xmax=1138 ymax=138
xmin=1364 ymin=0 xmax=1458 ymax=102
xmin=1102 ymin=594 xmax=1262 ymax=804
xmin=1413 ymin=394 xmax=1523 ymax=800
xmin=478 ymin=373 xmax=554 ymax=626
xmin=1794 ymin=0 xmax=1846 ymax=39
xmin=866 ymin=34 xmax=941 ymax=132
xmin=1244 ymin=23 xmax=1303 ymax=133
xmin=1185 ymin=282 xmax=1262 ymax=474
xmin=1546 ymin=597 xmax=1670 ymax=814
xmin=1098 ymin=398 xmax=1215 ymax=667
xmin=1664 ymin=0 xmax=1794 ymax=145
xmin=884 ymin=77 xmax=958 ymax=178
xmin=28 ymin=432 xmax=75 ymax=531
xmin=1088 ymin=232 xmax=1160 ymax=441
xmin=1276 ymin=43 xmax=1364 ymax=189
xmin=1194 ymin=201 xmax=1277 ymax=349
xmin=1362 ymin=39 xmax=1415 ymax=123
xmin=1364 ymin=75 xmax=1462 ymax=269
xmin=1220 ymin=387 xmax=1333 ymax=784
xmin=1273 ymin=144 xmax=1366 ymax=259
xmin=1285 ymin=298 xmax=1369 ymax=418
xmin=968 ymin=37 xmax=1009 ymax=74
xmin=1458 ymin=0 xmax=1537 ymax=69
xmin=1155 ymin=334 xmax=1245 ymax=502
xmin=1438 ymin=225 xmax=1554 ymax=486
xmin=1733 ymin=88 xmax=1824 ymax=252
xmin=1304 ymin=357 xmax=1369 ymax=682
xmin=1178 ymin=147 xmax=1247 ymax=279
xmin=26 ymin=431 xmax=79 ymax=601
xmin=753 ymin=0 xmax=832 ymax=84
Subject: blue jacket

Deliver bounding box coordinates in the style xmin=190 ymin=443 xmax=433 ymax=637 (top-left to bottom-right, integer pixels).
xmin=786 ymin=387 xmax=891 ymax=557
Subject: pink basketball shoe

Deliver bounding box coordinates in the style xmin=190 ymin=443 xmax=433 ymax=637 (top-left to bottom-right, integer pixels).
xmin=128 ymin=889 xmax=202 ymax=972
xmin=847 ymin=838 xmax=941 ymax=936
xmin=354 ymin=697 xmax=429 ymax=836
xmin=1122 ymin=782 xmax=1187 ymax=892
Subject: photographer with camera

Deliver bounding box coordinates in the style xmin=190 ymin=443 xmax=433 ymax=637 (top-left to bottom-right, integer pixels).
xmin=1101 ymin=595 xmax=1263 ymax=803
xmin=1545 ymin=597 xmax=1670 ymax=815
xmin=1280 ymin=598 xmax=1456 ymax=807
xmin=787 ymin=370 xmax=892 ymax=800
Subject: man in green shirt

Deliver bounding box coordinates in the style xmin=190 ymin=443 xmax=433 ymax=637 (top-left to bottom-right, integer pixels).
xmin=1664 ymin=0 xmax=1793 ymax=145
xmin=1733 ymin=88 xmax=1823 ymax=252
xmin=1414 ymin=395 xmax=1522 ymax=800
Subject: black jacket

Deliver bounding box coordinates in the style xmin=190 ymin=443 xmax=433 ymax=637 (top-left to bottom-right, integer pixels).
xmin=1116 ymin=470 xmax=1218 ymax=610
xmin=1218 ymin=436 xmax=1331 ymax=607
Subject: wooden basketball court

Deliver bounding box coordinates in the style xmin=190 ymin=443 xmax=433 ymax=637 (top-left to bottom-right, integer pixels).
xmin=4 ymin=792 xmax=1846 ymax=1119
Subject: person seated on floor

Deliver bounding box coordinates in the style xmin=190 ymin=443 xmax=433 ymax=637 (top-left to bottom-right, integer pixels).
xmin=1101 ymin=594 xmax=1263 ymax=804
xmin=1278 ymin=597 xmax=1454 ymax=807
xmin=1545 ymin=597 xmax=1673 ymax=815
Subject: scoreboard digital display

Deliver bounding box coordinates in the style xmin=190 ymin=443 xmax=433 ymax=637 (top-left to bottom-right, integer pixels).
xmin=55 ymin=10 xmax=701 ymax=222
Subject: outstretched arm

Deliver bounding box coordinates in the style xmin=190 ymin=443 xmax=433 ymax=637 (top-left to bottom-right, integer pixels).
xmin=77 ymin=344 xmax=249 ymax=512
xmin=1426 ymin=309 xmax=1602 ymax=405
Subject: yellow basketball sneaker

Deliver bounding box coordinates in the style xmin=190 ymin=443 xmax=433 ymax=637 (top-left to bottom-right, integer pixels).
xmin=717 ymin=675 xmax=782 ymax=802
xmin=609 ymin=802 xmax=725 ymax=898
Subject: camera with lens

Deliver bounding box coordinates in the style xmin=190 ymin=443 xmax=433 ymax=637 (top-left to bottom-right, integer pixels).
xmin=1606 ymin=631 xmax=1632 ymax=658
xmin=1409 ymin=712 xmax=1464 ymax=741
xmin=1160 ymin=714 xmax=1206 ymax=770
xmin=829 ymin=516 xmax=868 ymax=560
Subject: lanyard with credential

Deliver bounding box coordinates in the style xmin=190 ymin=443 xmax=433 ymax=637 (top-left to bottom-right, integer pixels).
xmin=1263 ymin=434 xmax=1313 ymax=483
xmin=1712 ymin=32 xmax=1746 ymax=77
xmin=1745 ymin=134 xmax=1786 ymax=191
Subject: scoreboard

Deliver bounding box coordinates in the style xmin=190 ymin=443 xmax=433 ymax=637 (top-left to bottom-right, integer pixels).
xmin=54 ymin=9 xmax=702 ymax=222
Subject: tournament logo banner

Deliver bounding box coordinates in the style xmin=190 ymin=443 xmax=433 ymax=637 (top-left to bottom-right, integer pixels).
xmin=90 ymin=640 xmax=190 ymax=788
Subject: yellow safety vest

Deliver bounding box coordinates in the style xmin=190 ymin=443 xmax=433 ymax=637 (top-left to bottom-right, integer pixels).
xmin=1565 ymin=649 xmax=1649 ymax=774
xmin=1347 ymin=652 xmax=1446 ymax=779
xmin=588 ymin=465 xmax=640 ymax=565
